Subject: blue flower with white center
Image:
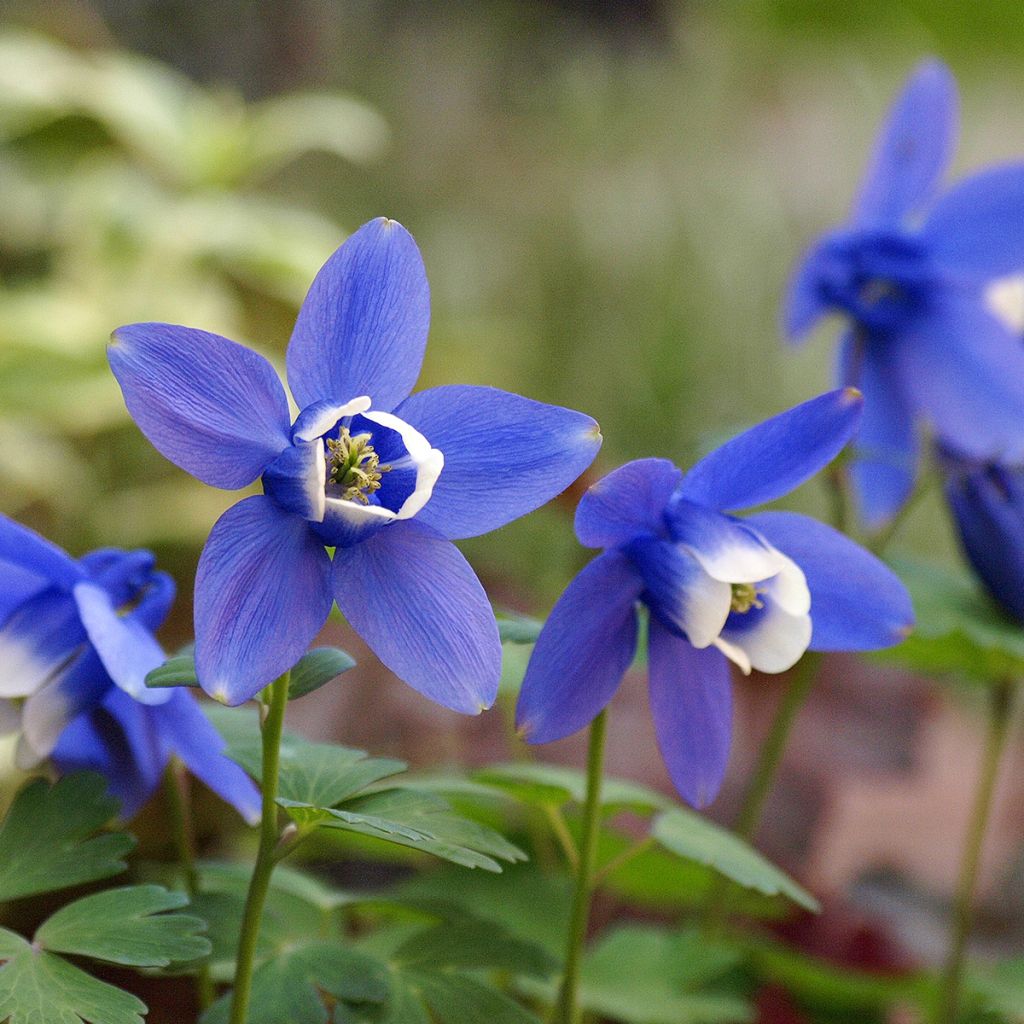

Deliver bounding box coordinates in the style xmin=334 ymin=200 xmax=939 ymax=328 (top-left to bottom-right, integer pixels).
xmin=515 ymin=390 xmax=914 ymax=808
xmin=784 ymin=59 xmax=1024 ymax=528
xmin=0 ymin=516 xmax=260 ymax=822
xmin=108 ymin=217 xmax=601 ymax=710
xmin=941 ymin=449 xmax=1024 ymax=624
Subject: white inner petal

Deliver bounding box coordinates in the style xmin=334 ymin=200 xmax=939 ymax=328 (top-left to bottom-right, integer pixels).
xmin=985 ymin=273 xmax=1024 ymax=335
xmin=308 ymin=439 xmax=327 ymax=523
xmin=293 ymin=395 xmax=372 ymax=443
xmin=719 ymin=603 xmax=812 ymax=675
xmin=0 ymin=634 xmax=65 ymax=698
xmin=683 ymin=528 xmax=787 ymax=585
xmin=676 ymin=567 xmax=732 ymax=649
xmin=764 ymin=553 xmax=811 ymax=616
xmin=361 ymin=409 xmax=444 ymax=520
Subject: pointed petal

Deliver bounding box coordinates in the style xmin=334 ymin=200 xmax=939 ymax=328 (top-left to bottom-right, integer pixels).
xmin=679 ymin=389 xmax=864 ymax=512
xmin=195 ymin=497 xmax=333 ymax=705
xmin=624 ymin=537 xmax=731 ymax=648
xmin=72 ymin=583 xmax=171 ymax=705
xmin=286 ymin=218 xmax=430 ymax=412
xmin=852 ymin=59 xmax=958 ymax=227
xmin=839 ymin=333 xmax=918 ymax=527
xmin=0 ymin=559 xmax=51 ymax=627
xmin=665 ymin=499 xmax=787 ymax=582
xmin=781 ymin=245 xmax=832 ymax=342
xmin=574 ymin=458 xmax=683 ymax=549
xmin=748 ymin=511 xmax=914 ymax=650
xmin=0 ymin=516 xmax=83 ymax=592
xmin=648 ymin=620 xmax=732 ymax=808
xmin=923 ymin=163 xmax=1024 ymax=277
xmin=895 ymin=293 xmax=1024 ymax=462
xmin=109 ymin=323 xmax=291 ymax=489
xmin=153 ymin=691 xmax=262 ymax=824
xmin=516 ymin=550 xmax=642 ymax=743
xmin=392 ymin=385 xmax=601 ymax=540
xmin=332 ymin=521 xmax=500 ymax=713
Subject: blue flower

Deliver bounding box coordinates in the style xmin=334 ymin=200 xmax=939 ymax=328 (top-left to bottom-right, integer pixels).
xmin=941 ymin=449 xmax=1024 ymax=624
xmin=108 ymin=218 xmax=601 ymax=709
xmin=783 ymin=60 xmax=1024 ymax=527
xmin=0 ymin=516 xmax=260 ymax=822
xmin=515 ymin=390 xmax=913 ymax=807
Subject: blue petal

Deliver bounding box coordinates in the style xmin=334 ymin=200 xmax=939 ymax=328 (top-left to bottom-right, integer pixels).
xmin=73 ymin=583 xmax=171 ymax=705
xmin=943 ymin=460 xmax=1024 ymax=623
xmin=574 ymin=458 xmax=682 ymax=549
xmin=0 ymin=558 xmax=51 ymax=627
xmin=839 ymin=333 xmax=918 ymax=527
xmin=781 ymin=246 xmax=832 ymax=342
xmin=894 ymin=293 xmax=1024 ymax=462
xmin=0 ymin=516 xmax=83 ymax=591
xmin=623 ymin=536 xmax=731 ymax=649
xmin=647 ymin=619 xmax=732 ymax=808
xmin=332 ymin=521 xmax=500 ymax=713
xmin=0 ymin=588 xmax=85 ymax=698
xmin=109 ymin=323 xmax=291 ymax=489
xmin=393 ymin=385 xmax=601 ymax=540
xmin=747 ymin=511 xmax=913 ymax=650
xmin=678 ymin=389 xmax=864 ymax=512
xmin=262 ymin=439 xmax=325 ymax=520
xmin=131 ymin=571 xmax=176 ymax=633
xmin=516 ymin=550 xmax=642 ymax=743
xmin=195 ymin=496 xmax=333 ymax=705
xmin=852 ymin=59 xmax=958 ymax=227
xmin=286 ymin=219 xmax=430 ymax=413
xmin=152 ymin=691 xmax=262 ymax=824
xmin=923 ymin=163 xmax=1024 ymax=278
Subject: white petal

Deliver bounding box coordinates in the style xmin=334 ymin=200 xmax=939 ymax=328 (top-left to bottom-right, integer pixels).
xmin=765 ymin=553 xmax=811 ymax=616
xmin=292 ymin=395 xmax=372 ymax=442
xmin=675 ymin=567 xmax=732 ymax=649
xmin=719 ymin=601 xmax=812 ymax=675
xmin=713 ymin=635 xmax=752 ymax=675
xmin=362 ymin=409 xmax=444 ymax=520
xmin=0 ymin=633 xmax=66 ymax=698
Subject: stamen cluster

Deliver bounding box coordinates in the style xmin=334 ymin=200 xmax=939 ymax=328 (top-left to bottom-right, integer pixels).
xmin=326 ymin=428 xmax=391 ymax=504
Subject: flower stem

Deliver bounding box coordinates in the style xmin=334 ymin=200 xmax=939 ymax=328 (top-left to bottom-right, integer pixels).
xmin=937 ymin=679 xmax=1014 ymax=1024
xmin=228 ymin=672 xmax=290 ymax=1024
xmin=554 ymin=709 xmax=607 ymax=1024
xmin=163 ymin=759 xmax=214 ymax=1010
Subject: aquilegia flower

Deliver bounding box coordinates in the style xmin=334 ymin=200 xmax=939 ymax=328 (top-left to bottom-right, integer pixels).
xmin=784 ymin=59 xmax=1024 ymax=527
xmin=109 ymin=217 xmax=600 ymax=709
xmin=516 ymin=390 xmax=913 ymax=807
xmin=0 ymin=515 xmax=259 ymax=821
xmin=940 ymin=449 xmax=1024 ymax=624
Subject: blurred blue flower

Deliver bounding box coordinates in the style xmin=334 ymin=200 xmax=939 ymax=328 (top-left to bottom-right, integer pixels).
xmin=515 ymin=390 xmax=914 ymax=807
xmin=0 ymin=516 xmax=260 ymax=822
xmin=109 ymin=217 xmax=601 ymax=709
xmin=784 ymin=59 xmax=1024 ymax=527
xmin=941 ymin=450 xmax=1024 ymax=624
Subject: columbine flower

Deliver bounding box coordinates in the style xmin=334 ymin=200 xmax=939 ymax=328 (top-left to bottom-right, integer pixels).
xmin=109 ymin=218 xmax=601 ymax=709
xmin=515 ymin=390 xmax=913 ymax=807
xmin=941 ymin=449 xmax=1024 ymax=624
xmin=0 ymin=516 xmax=260 ymax=822
xmin=784 ymin=59 xmax=1024 ymax=527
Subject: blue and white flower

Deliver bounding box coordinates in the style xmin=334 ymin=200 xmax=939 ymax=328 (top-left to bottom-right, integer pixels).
xmin=784 ymin=59 xmax=1024 ymax=527
xmin=515 ymin=390 xmax=914 ymax=807
xmin=0 ymin=516 xmax=259 ymax=822
xmin=109 ymin=218 xmax=601 ymax=709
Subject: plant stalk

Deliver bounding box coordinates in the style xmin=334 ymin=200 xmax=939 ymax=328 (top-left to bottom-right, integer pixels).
xmin=937 ymin=679 xmax=1014 ymax=1024
xmin=227 ymin=672 xmax=290 ymax=1024
xmin=553 ymin=709 xmax=607 ymax=1024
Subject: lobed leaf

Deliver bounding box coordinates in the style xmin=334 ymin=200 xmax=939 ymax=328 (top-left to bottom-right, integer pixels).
xmin=288 ymin=646 xmax=356 ymax=700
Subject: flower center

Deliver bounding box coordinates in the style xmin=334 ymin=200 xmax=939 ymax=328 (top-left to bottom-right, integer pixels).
xmin=326 ymin=428 xmax=392 ymax=505
xmin=729 ymin=582 xmax=764 ymax=614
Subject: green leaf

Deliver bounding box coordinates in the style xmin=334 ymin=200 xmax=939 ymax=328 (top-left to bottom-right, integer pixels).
xmin=283 ymin=788 xmax=526 ymax=872
xmin=652 ymin=808 xmax=818 ymax=911
xmin=288 ymin=646 xmax=356 ymax=700
xmin=880 ymin=558 xmax=1024 ymax=684
xmin=474 ymin=762 xmax=668 ymax=814
xmin=569 ymin=925 xmax=751 ymax=1024
xmin=408 ymin=971 xmax=540 ymax=1024
xmin=35 ymin=885 xmax=210 ymax=967
xmin=144 ymin=653 xmax=199 ymax=688
xmin=496 ymin=612 xmax=543 ymax=645
xmin=970 ymin=958 xmax=1024 ymax=1019
xmin=0 ymin=928 xmax=147 ymax=1024
xmin=201 ymin=940 xmax=388 ymax=1024
xmin=0 ymin=774 xmax=134 ymax=901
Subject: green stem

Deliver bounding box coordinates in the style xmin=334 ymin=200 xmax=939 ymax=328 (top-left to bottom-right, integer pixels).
xmin=553 ymin=709 xmax=607 ymax=1024
xmin=937 ymin=679 xmax=1014 ymax=1024
xmin=163 ymin=759 xmax=214 ymax=1010
xmin=228 ymin=672 xmax=290 ymax=1024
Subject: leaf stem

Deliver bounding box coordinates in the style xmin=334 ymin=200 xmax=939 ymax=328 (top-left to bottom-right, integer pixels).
xmin=937 ymin=678 xmax=1014 ymax=1024
xmin=553 ymin=708 xmax=607 ymax=1024
xmin=543 ymin=804 xmax=580 ymax=871
xmin=591 ymin=834 xmax=654 ymax=889
xmin=163 ymin=759 xmax=214 ymax=1010
xmin=228 ymin=671 xmax=290 ymax=1024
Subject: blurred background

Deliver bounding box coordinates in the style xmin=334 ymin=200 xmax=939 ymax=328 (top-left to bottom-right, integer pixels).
xmin=2 ymin=0 xmax=1024 ymax=1007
